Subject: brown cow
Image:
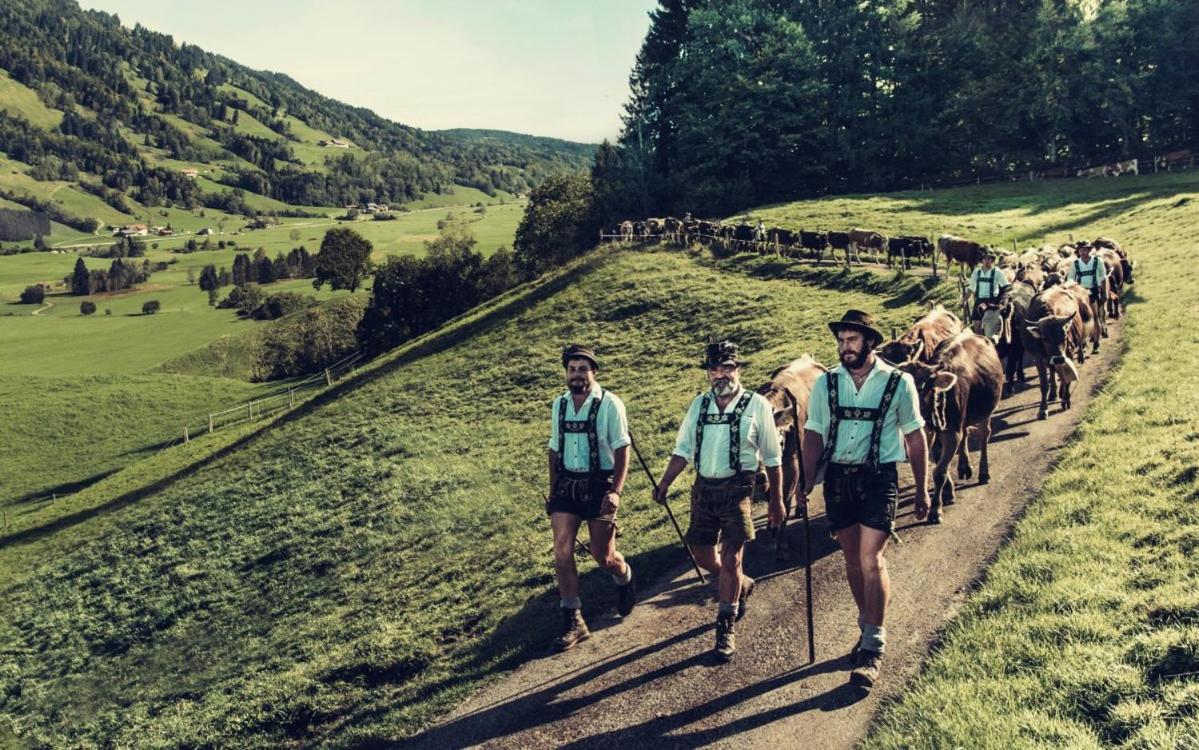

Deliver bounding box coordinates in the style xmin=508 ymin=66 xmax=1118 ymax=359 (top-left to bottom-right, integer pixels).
xmin=756 ymin=355 xmax=827 ymax=561
xmin=1020 ymin=282 xmax=1100 ymax=420
xmin=848 ymin=228 xmax=888 ymax=264
xmin=877 ymin=304 xmax=964 ymax=366
xmin=1098 ymin=248 xmax=1125 ymax=320
xmin=898 ymin=331 xmax=1003 ymax=523
xmin=939 ymin=235 xmax=987 ymax=277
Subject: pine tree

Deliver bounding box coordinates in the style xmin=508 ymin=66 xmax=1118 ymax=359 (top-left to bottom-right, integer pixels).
xmin=71 ymin=257 xmax=91 ymax=295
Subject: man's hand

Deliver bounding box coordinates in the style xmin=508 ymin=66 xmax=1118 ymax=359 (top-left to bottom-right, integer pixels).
xmin=914 ymin=487 xmax=931 ymax=521
xmin=601 ymin=491 xmax=621 ymax=516
xmin=767 ymin=499 xmax=786 ymax=529
xmin=653 ymin=482 xmax=671 ymax=505
xmin=794 ymin=487 xmax=809 ymax=508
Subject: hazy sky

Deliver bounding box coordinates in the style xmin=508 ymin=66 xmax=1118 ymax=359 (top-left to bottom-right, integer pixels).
xmin=83 ymin=0 xmax=658 ymax=143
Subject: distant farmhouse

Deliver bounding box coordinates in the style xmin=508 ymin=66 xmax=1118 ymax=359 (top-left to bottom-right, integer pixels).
xmin=180 ymin=168 xmax=199 ymax=179
xmin=319 ymin=138 xmax=351 ymax=148
xmin=342 ymin=202 xmax=390 ymax=220
xmin=115 ymin=223 xmax=148 ymax=236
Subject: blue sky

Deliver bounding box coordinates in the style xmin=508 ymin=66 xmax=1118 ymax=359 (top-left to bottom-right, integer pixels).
xmin=84 ymin=0 xmax=658 ymax=143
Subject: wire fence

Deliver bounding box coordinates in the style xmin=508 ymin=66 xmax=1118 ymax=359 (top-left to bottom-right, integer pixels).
xmin=6 ymin=351 xmax=367 ymax=511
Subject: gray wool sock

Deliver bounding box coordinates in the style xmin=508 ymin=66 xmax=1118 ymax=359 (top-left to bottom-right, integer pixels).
xmin=718 ymin=601 xmax=739 ymax=619
xmin=560 ymin=596 xmax=581 ymax=610
xmin=612 ymin=563 xmax=632 ymax=586
xmin=861 ymin=624 xmax=887 ymax=654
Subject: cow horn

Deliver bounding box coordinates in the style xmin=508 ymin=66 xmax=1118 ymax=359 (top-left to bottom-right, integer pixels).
xmin=1024 ymin=325 xmax=1041 ymax=339
xmin=1054 ymin=313 xmax=1074 ymax=326
xmin=910 ymin=339 xmax=925 ymax=360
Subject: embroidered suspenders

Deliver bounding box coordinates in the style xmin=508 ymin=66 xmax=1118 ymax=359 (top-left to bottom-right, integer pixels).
xmin=694 ymin=391 xmax=755 ymax=474
xmin=556 ymin=390 xmax=605 ymax=473
xmin=1075 ymin=258 xmax=1099 ymax=289
xmin=817 ymin=370 xmax=903 ymax=472
xmin=976 ymin=269 xmax=997 ymax=302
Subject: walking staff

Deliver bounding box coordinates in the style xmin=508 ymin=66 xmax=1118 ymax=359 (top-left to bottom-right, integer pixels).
xmin=628 ymin=434 xmax=705 ymax=584
xmin=545 ymin=344 xmax=637 ymax=652
xmin=653 ymin=342 xmax=784 ymax=662
xmin=796 ymin=310 xmax=930 ymax=689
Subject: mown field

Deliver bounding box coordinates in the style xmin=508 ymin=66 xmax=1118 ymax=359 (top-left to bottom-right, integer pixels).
xmin=1 ymin=170 xmax=1196 ymax=748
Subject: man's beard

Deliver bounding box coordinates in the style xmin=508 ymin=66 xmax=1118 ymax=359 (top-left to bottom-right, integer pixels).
xmin=568 ymin=379 xmax=588 ymax=394
xmin=840 ymin=349 xmax=868 ymax=370
xmin=713 ymin=378 xmax=739 ymax=396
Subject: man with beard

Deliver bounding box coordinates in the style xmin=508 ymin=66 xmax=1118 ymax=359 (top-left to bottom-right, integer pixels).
xmin=654 ymin=342 xmax=784 ymax=661
xmin=796 ymin=310 xmax=929 ymax=690
xmin=546 ymin=344 xmax=635 ymax=652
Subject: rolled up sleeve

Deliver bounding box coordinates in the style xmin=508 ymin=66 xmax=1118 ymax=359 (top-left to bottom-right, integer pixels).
xmin=756 ymin=399 xmax=783 ymax=468
xmin=804 ymin=375 xmax=830 ymax=437
xmin=897 ymin=374 xmax=926 ymax=435
xmin=607 ymin=396 xmax=631 ymax=451
xmin=547 ymin=398 xmax=560 ymax=451
xmin=671 ymin=397 xmax=700 ymax=462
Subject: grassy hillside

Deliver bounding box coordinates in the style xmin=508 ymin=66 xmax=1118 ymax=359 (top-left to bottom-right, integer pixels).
xmin=2 ymin=171 xmax=1197 ymax=747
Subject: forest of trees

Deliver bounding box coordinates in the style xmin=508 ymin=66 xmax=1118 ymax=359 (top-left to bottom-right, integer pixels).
xmin=593 ymin=0 xmax=1199 ymax=218
xmin=0 ymin=0 xmax=592 ymax=217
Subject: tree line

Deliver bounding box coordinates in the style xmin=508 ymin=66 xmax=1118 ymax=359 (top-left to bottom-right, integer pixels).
xmin=590 ymin=0 xmax=1199 ymax=218
xmin=0 ymin=209 xmax=51 ymax=242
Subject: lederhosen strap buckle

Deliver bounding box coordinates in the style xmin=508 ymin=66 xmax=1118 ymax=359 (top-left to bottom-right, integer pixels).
xmin=557 ymin=390 xmax=605 ymax=474
xmin=695 ymin=390 xmax=755 ymax=474
xmin=817 ymin=370 xmax=903 ymax=474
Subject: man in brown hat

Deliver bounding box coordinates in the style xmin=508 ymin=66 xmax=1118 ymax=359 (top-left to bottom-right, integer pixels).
xmin=1067 ymin=241 xmax=1109 ymax=349
xmin=797 ymin=311 xmax=929 ymax=689
xmin=546 ymin=344 xmax=636 ymax=652
xmin=654 ymin=342 xmax=784 ymax=661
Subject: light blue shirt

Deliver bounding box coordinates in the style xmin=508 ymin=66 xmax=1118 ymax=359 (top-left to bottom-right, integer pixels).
xmin=547 ymin=383 xmax=630 ymax=472
xmin=1067 ymin=255 xmax=1105 ymax=290
xmin=671 ymin=387 xmax=783 ymax=478
xmin=969 ymin=267 xmax=1010 ymax=300
xmin=805 ymin=358 xmax=924 ymax=465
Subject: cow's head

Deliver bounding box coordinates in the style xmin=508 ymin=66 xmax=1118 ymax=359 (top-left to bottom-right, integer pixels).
xmin=1025 ymin=312 xmax=1079 ymax=383
xmin=757 ymin=385 xmax=798 ymax=447
xmin=898 ymin=361 xmax=958 ymax=432
xmin=877 ymin=337 xmax=923 ymax=366
xmin=979 ymin=305 xmax=1007 ymax=344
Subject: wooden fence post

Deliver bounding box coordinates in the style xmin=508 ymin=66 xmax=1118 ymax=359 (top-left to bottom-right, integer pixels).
xmin=289 ymin=388 xmax=295 ymax=408
xmin=248 ymin=402 xmax=253 ymax=420
xmin=184 ymin=426 xmax=189 ymax=444
xmin=325 ymin=369 xmax=333 ymax=386
xmin=209 ymin=415 xmax=214 ymax=434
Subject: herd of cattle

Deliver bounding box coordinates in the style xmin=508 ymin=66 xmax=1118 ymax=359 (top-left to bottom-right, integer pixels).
xmin=605 ymin=217 xmax=934 ymax=268
xmin=748 ymin=235 xmax=1134 ymax=537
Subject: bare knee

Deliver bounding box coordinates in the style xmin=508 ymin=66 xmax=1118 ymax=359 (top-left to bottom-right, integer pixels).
xmin=859 ymin=551 xmax=887 ymax=577
xmin=591 ymin=549 xmax=619 ymax=569
xmin=553 ymin=539 xmax=576 ymax=566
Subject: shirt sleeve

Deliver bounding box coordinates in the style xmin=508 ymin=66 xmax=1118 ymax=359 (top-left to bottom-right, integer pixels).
xmin=997 ymin=269 xmax=1011 ymax=289
xmin=755 ymin=397 xmax=783 ymax=468
xmin=1067 ymin=262 xmax=1078 ymax=282
xmin=804 ymin=375 xmax=830 ymax=436
xmin=896 ymin=373 xmax=925 ymax=435
xmin=607 ymin=395 xmax=631 ymax=451
xmin=968 ymin=269 xmax=980 ymax=289
xmin=547 ymin=397 xmax=560 ymax=452
xmin=671 ymin=396 xmax=700 ymax=462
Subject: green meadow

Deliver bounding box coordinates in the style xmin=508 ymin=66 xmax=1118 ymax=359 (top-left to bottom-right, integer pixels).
xmin=3 ymin=170 xmax=1196 ymax=746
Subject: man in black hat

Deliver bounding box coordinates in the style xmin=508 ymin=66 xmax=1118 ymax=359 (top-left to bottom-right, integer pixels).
xmin=1067 ymin=241 xmax=1109 ymax=348
xmin=546 ymin=344 xmax=636 ymax=652
xmin=796 ymin=310 xmax=929 ymax=690
xmin=654 ymin=342 xmax=784 ymax=661
xmin=967 ymin=248 xmax=1010 ymax=323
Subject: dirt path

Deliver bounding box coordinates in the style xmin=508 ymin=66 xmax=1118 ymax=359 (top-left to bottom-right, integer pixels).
xmin=30 ymin=300 xmax=52 ymax=316
xmin=405 ymin=321 xmax=1123 ymax=750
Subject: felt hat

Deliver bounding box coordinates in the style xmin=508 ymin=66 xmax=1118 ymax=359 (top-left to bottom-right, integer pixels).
xmin=828 ymin=309 xmax=884 ymax=348
xmin=561 ymin=343 xmax=599 ymax=370
xmin=700 ymin=341 xmax=749 ymax=369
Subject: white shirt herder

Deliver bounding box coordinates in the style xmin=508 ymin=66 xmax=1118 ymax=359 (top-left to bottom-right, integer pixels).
xmin=671 ymin=386 xmax=783 ymax=479
xmin=805 ymin=358 xmax=925 ymax=465
xmin=547 ymin=382 xmax=630 ymax=473
xmin=1067 ymin=255 xmax=1105 ymax=290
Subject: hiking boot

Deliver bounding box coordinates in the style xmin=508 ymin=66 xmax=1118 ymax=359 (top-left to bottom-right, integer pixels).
xmin=736 ymin=576 xmax=755 ymax=622
xmin=616 ymin=567 xmax=637 ymax=618
xmin=850 ymin=649 xmax=883 ymax=689
xmin=714 ymin=615 xmax=736 ymax=661
xmin=554 ymin=608 xmax=590 ymax=652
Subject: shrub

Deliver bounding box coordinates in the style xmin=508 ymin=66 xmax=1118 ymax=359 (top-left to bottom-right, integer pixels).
xmin=142 ymin=300 xmax=161 ymax=315
xmin=80 ymin=300 xmax=96 ymax=315
xmin=19 ymin=285 xmax=45 ymax=304
xmin=218 ymin=284 xmax=266 ymax=315
xmin=251 ymin=292 xmax=315 ymax=320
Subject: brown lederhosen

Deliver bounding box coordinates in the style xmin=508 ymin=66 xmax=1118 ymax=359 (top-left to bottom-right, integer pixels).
xmin=685 ymin=472 xmax=757 ymax=546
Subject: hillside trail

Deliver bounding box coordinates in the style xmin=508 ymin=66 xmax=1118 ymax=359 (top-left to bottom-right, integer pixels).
xmin=405 ymin=320 xmax=1123 ymax=750
xmin=30 ymin=300 xmax=52 ymax=316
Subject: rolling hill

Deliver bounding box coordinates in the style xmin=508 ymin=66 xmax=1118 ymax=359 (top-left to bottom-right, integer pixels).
xmin=3 ymin=170 xmax=1198 ymax=747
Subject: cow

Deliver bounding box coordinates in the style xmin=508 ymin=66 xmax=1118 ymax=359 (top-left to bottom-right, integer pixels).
xmin=663 ymin=216 xmax=683 ymax=244
xmin=1098 ymin=248 xmax=1126 ymax=320
xmin=887 ymin=235 xmax=932 ymax=270
xmin=731 ymin=222 xmax=756 ymax=253
xmin=755 ymin=355 xmax=827 ymax=561
xmin=939 ymin=235 xmax=988 ymax=277
xmin=1094 ymin=237 xmax=1134 ymax=286
xmin=877 ymin=304 xmax=964 ymax=367
xmin=695 ymin=220 xmax=719 ymax=245
xmin=848 ymin=228 xmax=888 ymax=264
xmin=979 ymin=278 xmax=1037 ymax=397
xmin=800 ymin=230 xmax=829 ymax=263
xmin=769 ymin=227 xmax=799 ymax=257
xmin=898 ymin=331 xmax=1003 ymax=522
xmin=619 ymin=220 xmax=634 ymax=242
xmin=1020 ymin=282 xmax=1100 ymax=420
xmin=827 ymin=230 xmax=851 ymax=265
xmin=632 ymin=220 xmax=647 ymax=239
xmin=644 ymin=218 xmax=665 ymax=241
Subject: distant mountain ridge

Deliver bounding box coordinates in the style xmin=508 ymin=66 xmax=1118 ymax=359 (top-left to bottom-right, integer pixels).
xmin=0 ymin=0 xmax=593 ymax=217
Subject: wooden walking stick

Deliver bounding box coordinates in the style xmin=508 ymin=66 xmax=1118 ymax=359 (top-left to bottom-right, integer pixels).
xmin=801 ymin=499 xmax=816 ymax=663
xmin=628 ymin=433 xmax=706 ymax=585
